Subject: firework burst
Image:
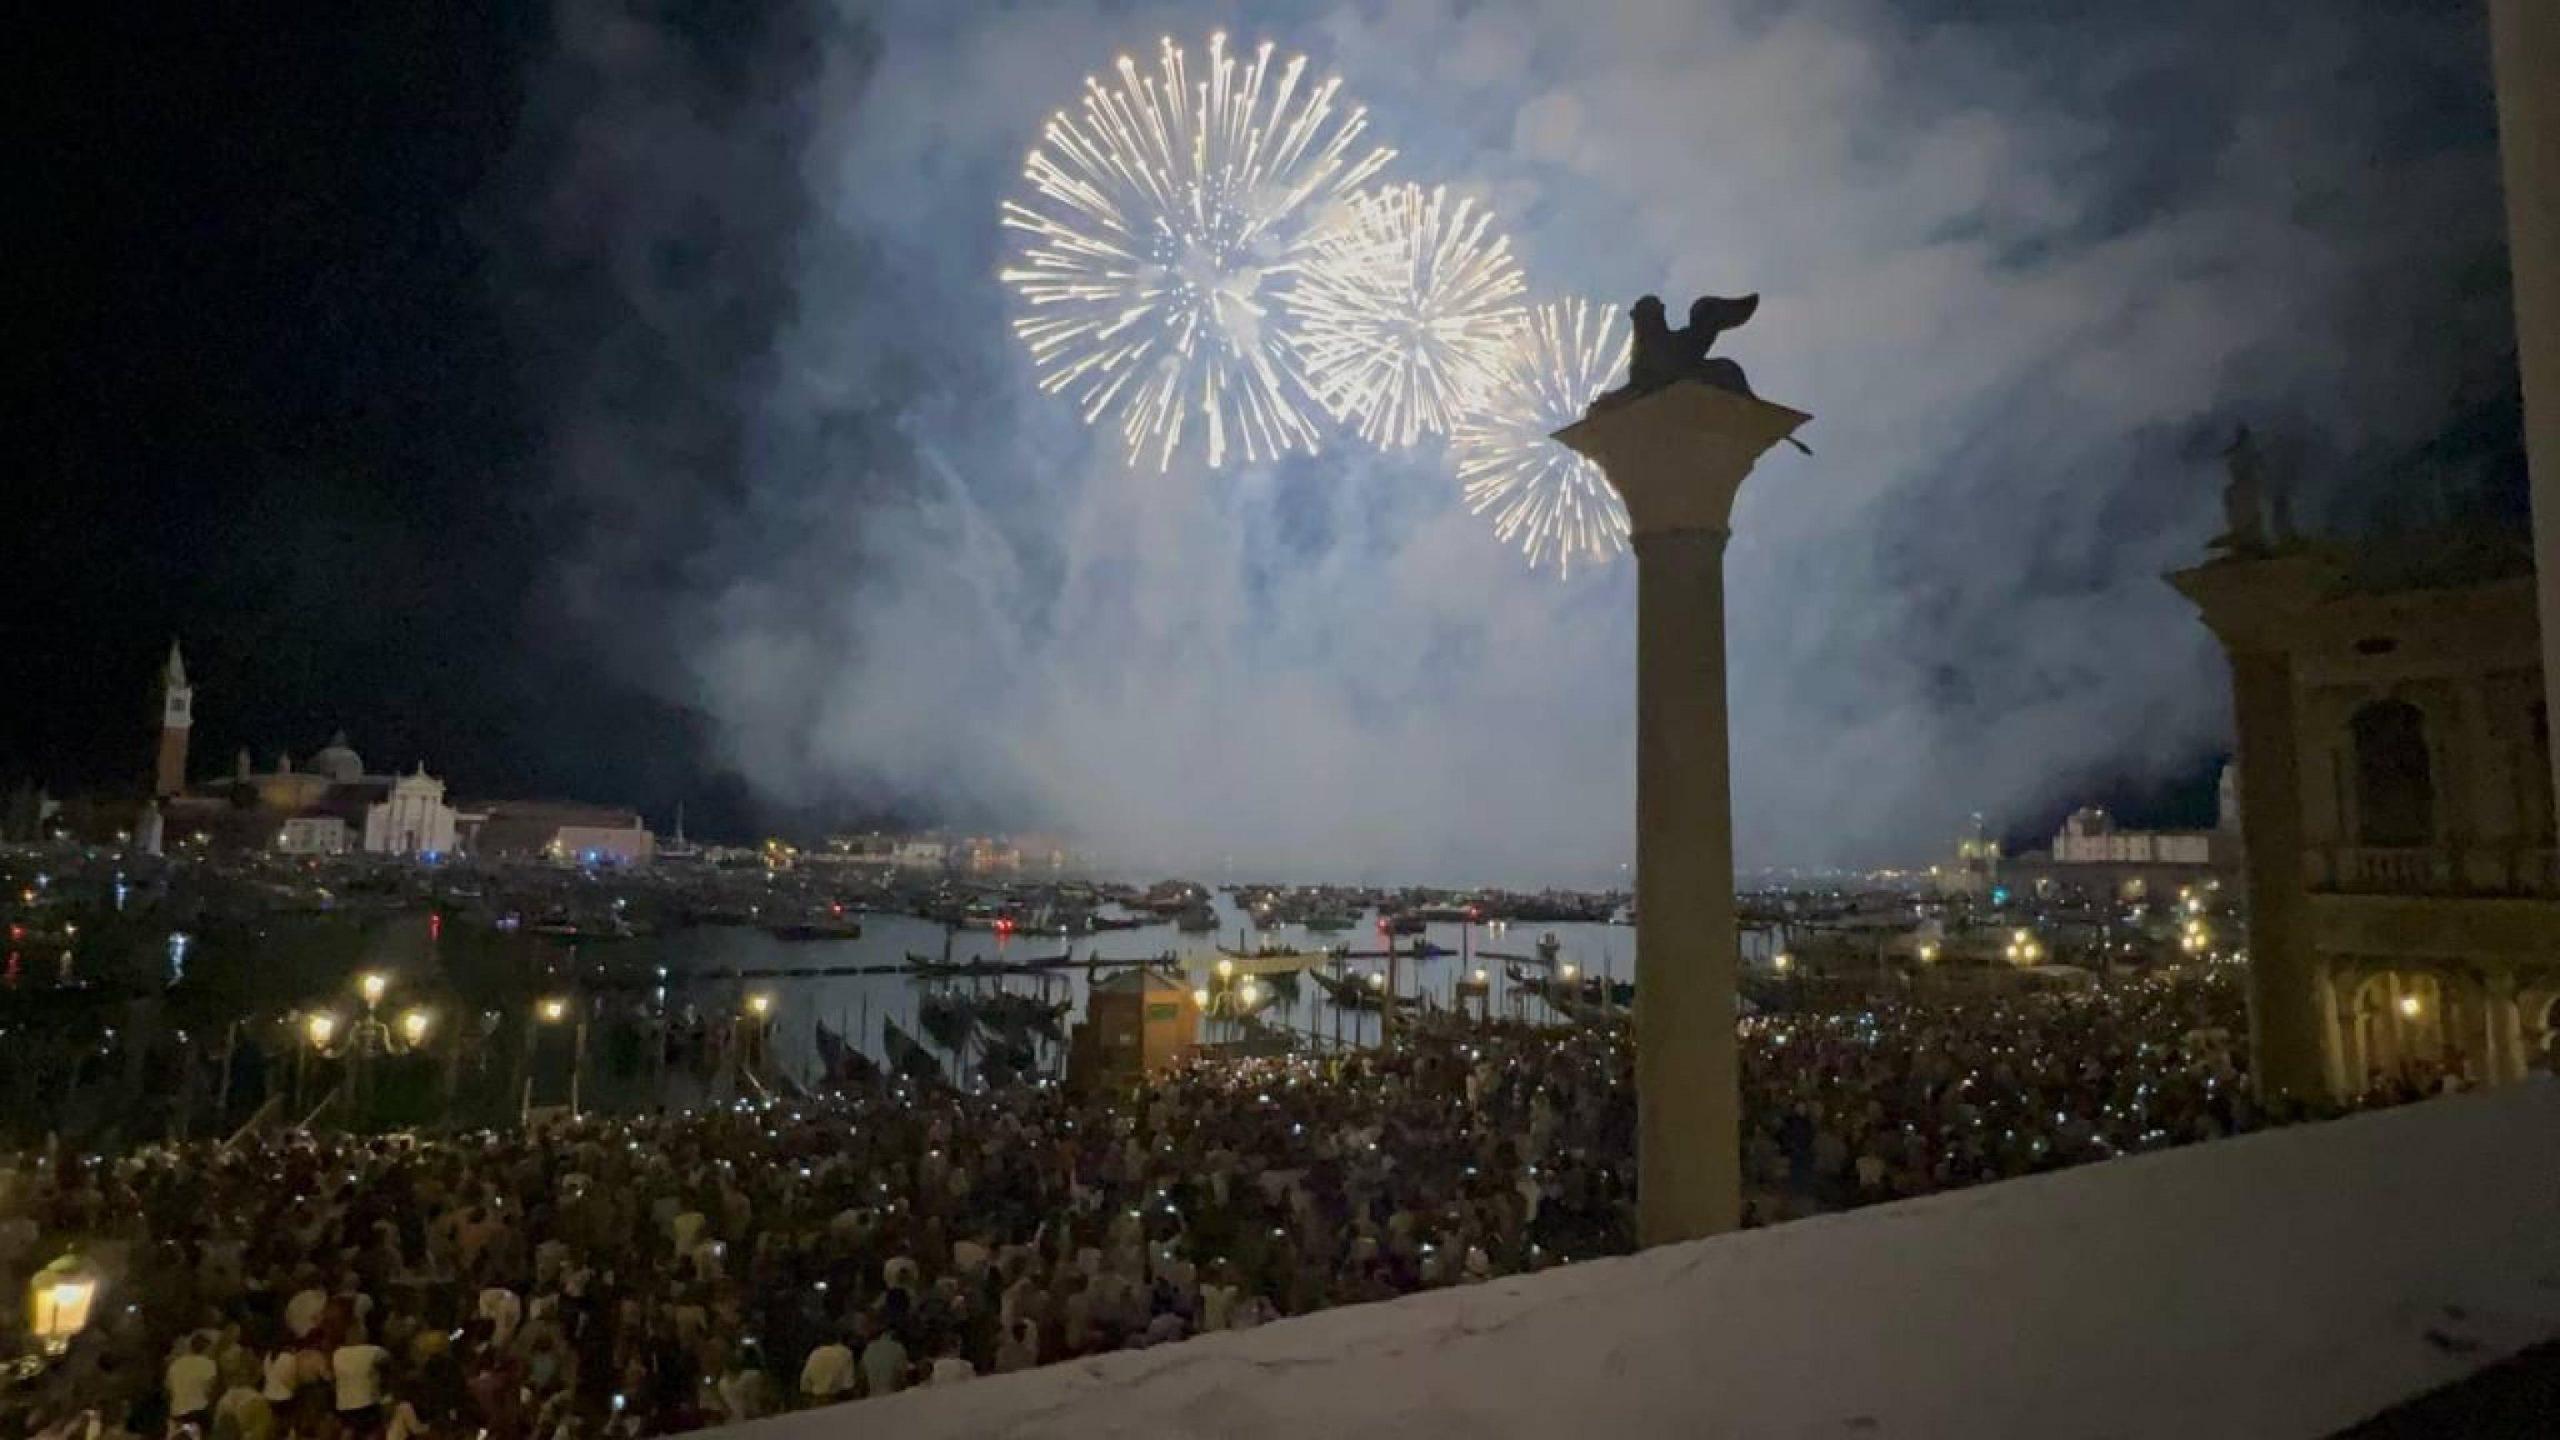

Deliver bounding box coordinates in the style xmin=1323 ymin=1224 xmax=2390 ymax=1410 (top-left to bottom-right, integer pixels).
xmin=999 ymin=33 xmax=1392 ymax=471
xmin=1296 ymin=184 xmax=1528 ymax=448
xmin=1451 ymin=298 xmax=1632 ymax=577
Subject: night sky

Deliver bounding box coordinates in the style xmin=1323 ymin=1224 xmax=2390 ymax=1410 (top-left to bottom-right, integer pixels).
xmin=22 ymin=6 xmax=755 ymax=831
xmin=14 ymin=2 xmax=2528 ymax=876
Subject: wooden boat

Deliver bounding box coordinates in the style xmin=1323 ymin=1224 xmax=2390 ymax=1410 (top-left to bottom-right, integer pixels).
xmin=881 ymin=1015 xmax=945 ymax=1085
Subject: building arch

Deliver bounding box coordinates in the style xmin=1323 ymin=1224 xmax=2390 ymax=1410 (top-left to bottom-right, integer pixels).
xmin=2347 ymin=968 xmax=2452 ymax=1094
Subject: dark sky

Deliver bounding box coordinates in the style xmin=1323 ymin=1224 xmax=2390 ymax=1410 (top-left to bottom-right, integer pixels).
xmin=20 ymin=5 xmax=761 ymax=833
xmin=12 ymin=2 xmax=2527 ymax=873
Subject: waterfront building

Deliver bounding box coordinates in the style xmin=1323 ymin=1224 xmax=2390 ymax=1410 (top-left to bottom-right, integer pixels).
xmin=464 ymin=799 xmax=655 ymax=866
xmin=892 ymin=836 xmax=949 ymax=871
xmin=2001 ymin=794 xmax=2237 ymax=903
xmin=1931 ymin=814 xmax=2001 ymax=897
xmin=275 ymin=813 xmax=349 ymax=855
xmin=362 ymin=766 xmax=459 ymax=856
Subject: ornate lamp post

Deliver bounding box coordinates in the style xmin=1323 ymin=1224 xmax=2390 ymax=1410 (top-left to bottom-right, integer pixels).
xmin=28 ymin=1252 xmax=100 ymax=1356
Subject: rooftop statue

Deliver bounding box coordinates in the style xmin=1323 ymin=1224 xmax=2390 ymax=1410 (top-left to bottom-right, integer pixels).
xmin=2213 ymin=424 xmax=2271 ymax=557
xmin=1594 ymin=292 xmax=1811 ymax=452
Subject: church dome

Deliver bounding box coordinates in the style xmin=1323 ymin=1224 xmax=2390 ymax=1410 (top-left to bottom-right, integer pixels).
xmin=310 ymin=731 xmax=364 ymax=784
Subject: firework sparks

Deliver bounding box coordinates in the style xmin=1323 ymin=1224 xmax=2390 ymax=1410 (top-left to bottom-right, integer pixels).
xmin=1451 ymin=299 xmax=1632 ymax=577
xmin=1296 ymin=184 xmax=1528 ymax=448
xmin=999 ymin=33 xmax=1392 ymax=471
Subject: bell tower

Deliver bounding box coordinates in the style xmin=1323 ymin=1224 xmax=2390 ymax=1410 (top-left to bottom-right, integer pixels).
xmin=155 ymin=640 xmax=193 ymax=799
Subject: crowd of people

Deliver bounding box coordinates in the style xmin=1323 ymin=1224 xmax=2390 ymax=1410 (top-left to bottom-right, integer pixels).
xmin=0 ymin=968 xmax=2399 ymax=1440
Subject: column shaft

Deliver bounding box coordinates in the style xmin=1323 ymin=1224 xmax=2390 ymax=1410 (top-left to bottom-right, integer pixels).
xmin=2492 ymin=0 xmax=2560 ymax=813
xmin=2229 ymin=648 xmax=2332 ymax=1102
xmin=1633 ymin=526 xmax=1741 ymax=1243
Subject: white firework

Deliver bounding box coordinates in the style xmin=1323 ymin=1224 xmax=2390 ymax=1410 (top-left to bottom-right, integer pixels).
xmin=1451 ymin=298 xmax=1632 ymax=577
xmin=998 ymin=33 xmax=1392 ymax=471
xmin=1295 ymin=183 xmax=1528 ymax=448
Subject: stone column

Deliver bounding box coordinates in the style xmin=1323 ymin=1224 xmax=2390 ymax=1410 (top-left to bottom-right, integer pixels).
xmin=2491 ymin=0 xmax=2560 ymax=812
xmin=2170 ymin=554 xmax=2344 ymax=1105
xmin=1556 ymin=380 xmax=1810 ymax=1245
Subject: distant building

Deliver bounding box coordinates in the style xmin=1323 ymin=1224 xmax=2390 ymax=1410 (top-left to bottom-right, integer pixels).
xmin=132 ymin=646 xmax=641 ymax=865
xmin=276 ymin=814 xmax=349 ymax=856
xmin=819 ymin=832 xmax=898 ymax=867
xmin=892 ymin=837 xmax=949 ymax=871
xmin=465 ymin=800 xmax=655 ymax=866
xmin=958 ymin=835 xmax=1023 ymax=874
xmin=2051 ymin=808 xmax=2216 ymax=866
xmin=363 ymin=767 xmax=458 ymax=856
xmin=1932 ymin=814 xmax=2000 ymax=897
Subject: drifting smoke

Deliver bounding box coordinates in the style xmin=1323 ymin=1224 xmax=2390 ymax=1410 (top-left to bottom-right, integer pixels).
xmin=500 ymin=0 xmax=2515 ymax=884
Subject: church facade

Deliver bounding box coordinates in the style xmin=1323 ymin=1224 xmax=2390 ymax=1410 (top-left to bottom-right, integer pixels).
xmin=146 ymin=648 xmax=463 ymax=859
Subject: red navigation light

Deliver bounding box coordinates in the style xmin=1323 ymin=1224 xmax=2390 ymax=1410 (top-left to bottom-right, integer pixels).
xmin=428 ymin=912 xmax=443 ymax=942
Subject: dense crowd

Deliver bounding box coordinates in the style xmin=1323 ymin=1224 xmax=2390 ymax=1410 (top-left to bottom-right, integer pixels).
xmin=0 ymin=970 xmax=2394 ymax=1440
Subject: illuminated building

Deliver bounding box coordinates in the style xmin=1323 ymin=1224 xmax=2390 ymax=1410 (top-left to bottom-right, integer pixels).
xmin=466 ymin=800 xmax=655 ymax=867
xmin=154 ymin=640 xmax=192 ymax=799
xmin=1933 ymin=813 xmax=2001 ymax=897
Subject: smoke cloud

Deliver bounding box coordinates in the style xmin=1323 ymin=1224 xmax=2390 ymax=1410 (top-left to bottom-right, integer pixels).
xmin=499 ymin=0 xmax=2515 ymax=883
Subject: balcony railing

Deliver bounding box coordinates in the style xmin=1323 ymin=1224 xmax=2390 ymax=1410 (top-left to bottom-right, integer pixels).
xmin=2307 ymin=845 xmax=2560 ymax=898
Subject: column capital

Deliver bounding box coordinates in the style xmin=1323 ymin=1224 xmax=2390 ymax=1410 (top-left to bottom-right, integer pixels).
xmin=1552 ymin=381 xmax=1810 ymax=538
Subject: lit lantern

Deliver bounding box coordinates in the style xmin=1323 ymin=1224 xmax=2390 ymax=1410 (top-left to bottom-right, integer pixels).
xmin=359 ymin=972 xmax=389 ymax=1009
xmin=1191 ymin=988 xmax=1211 ymax=1009
xmin=305 ymin=1012 xmax=338 ymax=1049
xmin=29 ymin=1253 xmax=99 ymax=1354
xmin=746 ymin=993 xmax=774 ymax=1019
xmin=399 ymin=1008 xmax=433 ymax=1047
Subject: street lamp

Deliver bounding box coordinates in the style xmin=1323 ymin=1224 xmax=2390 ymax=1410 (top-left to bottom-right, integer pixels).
xmin=399 ymin=1008 xmax=432 ymax=1047
xmin=1773 ymin=952 xmax=1793 ymax=973
xmin=1191 ymin=987 xmax=1211 ymax=1010
xmin=1918 ymin=942 xmax=1940 ymax=964
xmin=358 ymin=971 xmax=389 ymax=1011
xmin=529 ymin=996 xmax=586 ymax=1118
xmin=1216 ymin=958 xmax=1235 ymax=980
xmin=28 ymin=1253 xmax=99 ymax=1355
xmin=2399 ymin=993 xmax=2423 ymax=1019
xmin=746 ymin=992 xmax=774 ymax=1019
xmin=306 ymin=1012 xmax=339 ymax=1049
